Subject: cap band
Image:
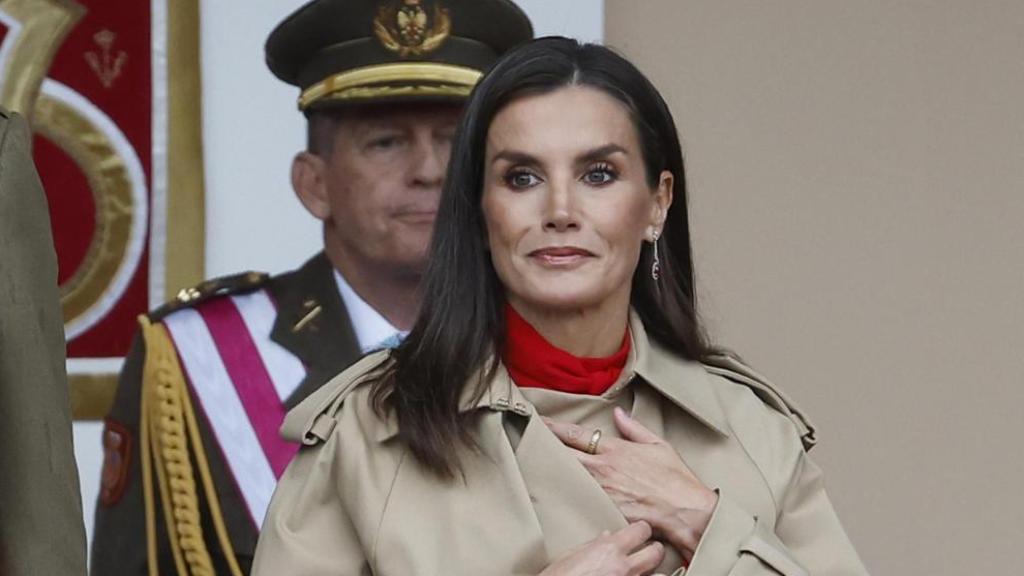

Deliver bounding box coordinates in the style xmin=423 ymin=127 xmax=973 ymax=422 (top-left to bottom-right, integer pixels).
xmin=299 ymin=62 xmax=483 ymax=109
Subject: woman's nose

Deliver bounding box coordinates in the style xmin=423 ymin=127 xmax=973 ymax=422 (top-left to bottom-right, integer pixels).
xmin=542 ymin=179 xmax=579 ymax=232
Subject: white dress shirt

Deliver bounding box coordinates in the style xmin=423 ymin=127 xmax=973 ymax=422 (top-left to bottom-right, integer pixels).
xmin=332 ymin=269 xmax=405 ymax=352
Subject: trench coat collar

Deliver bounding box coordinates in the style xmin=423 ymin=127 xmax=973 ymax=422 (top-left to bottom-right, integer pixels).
xmin=626 ymin=311 xmax=731 ymax=437
xmin=373 ymin=310 xmax=731 ymax=441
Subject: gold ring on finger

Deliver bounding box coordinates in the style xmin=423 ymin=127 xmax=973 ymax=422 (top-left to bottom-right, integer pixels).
xmin=586 ymin=428 xmax=603 ymax=455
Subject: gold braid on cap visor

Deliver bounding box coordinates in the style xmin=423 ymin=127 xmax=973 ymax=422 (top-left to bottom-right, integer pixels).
xmin=298 ymin=62 xmax=483 ymax=109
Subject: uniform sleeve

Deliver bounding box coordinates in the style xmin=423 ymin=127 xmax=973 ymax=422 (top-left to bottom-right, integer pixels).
xmin=89 ymin=334 xmax=173 ymax=575
xmin=0 ymin=111 xmax=88 ymax=576
xmin=252 ymin=432 xmax=371 ymax=576
xmin=684 ymin=449 xmax=868 ymax=575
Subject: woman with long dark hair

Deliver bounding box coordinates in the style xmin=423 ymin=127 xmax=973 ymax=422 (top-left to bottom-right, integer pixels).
xmin=253 ymin=37 xmax=867 ymax=576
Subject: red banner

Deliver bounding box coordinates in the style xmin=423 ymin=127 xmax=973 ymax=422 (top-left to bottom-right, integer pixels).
xmin=39 ymin=0 xmax=151 ymax=357
xmin=0 ymin=0 xmax=204 ymax=418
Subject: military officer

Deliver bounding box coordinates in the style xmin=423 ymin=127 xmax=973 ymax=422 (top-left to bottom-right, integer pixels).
xmin=89 ymin=1 xmax=533 ymax=574
xmin=0 ymin=108 xmax=88 ymax=575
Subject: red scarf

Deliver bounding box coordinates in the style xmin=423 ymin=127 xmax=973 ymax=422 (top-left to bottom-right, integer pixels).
xmin=502 ymin=304 xmax=631 ymax=396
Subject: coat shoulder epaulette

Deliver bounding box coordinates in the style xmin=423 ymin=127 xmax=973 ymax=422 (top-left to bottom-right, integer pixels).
xmin=702 ymin=353 xmax=817 ymax=451
xmin=149 ymin=271 xmax=270 ymax=321
xmin=281 ymin=350 xmax=392 ymax=445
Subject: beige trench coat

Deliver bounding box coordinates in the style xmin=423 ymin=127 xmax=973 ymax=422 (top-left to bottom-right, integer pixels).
xmin=253 ymin=314 xmax=868 ymax=575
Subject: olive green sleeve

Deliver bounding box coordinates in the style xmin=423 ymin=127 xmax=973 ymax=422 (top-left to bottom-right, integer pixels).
xmin=0 ymin=110 xmax=88 ymax=575
xmin=89 ymin=334 xmax=170 ymax=575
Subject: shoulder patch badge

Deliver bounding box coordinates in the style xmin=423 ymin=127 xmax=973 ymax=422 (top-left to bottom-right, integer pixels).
xmin=100 ymin=418 xmax=133 ymax=507
xmin=374 ymin=0 xmax=451 ymax=57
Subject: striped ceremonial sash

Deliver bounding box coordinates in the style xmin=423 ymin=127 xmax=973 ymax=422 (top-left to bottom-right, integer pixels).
xmin=163 ymin=289 xmax=306 ymax=528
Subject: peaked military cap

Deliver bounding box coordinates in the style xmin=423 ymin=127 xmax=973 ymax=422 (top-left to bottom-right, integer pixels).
xmin=266 ymin=0 xmax=533 ymax=110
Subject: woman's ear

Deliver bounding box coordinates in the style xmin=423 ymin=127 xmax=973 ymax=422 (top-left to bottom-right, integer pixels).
xmin=291 ymin=152 xmax=331 ymax=221
xmin=651 ymin=170 xmax=674 ymax=229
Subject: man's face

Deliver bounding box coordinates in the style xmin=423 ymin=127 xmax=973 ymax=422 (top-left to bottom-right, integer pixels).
xmin=314 ymin=104 xmax=462 ymax=278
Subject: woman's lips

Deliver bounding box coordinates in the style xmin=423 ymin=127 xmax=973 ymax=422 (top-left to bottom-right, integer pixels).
xmin=528 ymin=246 xmax=595 ymax=267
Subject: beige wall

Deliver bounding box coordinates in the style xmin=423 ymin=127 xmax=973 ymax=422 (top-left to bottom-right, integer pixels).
xmin=607 ymin=1 xmax=1023 ymax=573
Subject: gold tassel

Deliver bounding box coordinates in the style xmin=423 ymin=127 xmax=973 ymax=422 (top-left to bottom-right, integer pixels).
xmin=139 ymin=316 xmax=242 ymax=575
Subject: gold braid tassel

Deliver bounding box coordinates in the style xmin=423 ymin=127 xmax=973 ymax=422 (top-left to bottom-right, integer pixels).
xmin=140 ymin=316 xmax=243 ymax=576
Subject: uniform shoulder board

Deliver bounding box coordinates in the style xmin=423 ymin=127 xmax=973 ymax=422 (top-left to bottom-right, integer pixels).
xmin=149 ymin=271 xmax=270 ymax=321
xmin=282 ymin=350 xmax=392 ymax=445
xmin=702 ymin=353 xmax=818 ymax=451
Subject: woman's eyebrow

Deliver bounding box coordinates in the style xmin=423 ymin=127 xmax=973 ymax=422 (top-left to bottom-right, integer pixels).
xmin=490 ymin=144 xmax=628 ymax=166
xmin=576 ymin=144 xmax=628 ymax=164
xmin=490 ymin=150 xmax=538 ymax=165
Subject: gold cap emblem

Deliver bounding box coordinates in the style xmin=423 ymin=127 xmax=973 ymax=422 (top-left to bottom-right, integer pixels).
xmin=374 ymin=0 xmax=451 ymax=57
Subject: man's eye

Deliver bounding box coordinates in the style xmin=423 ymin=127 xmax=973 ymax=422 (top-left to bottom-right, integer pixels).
xmin=583 ymin=165 xmax=617 ymax=185
xmin=368 ymin=136 xmax=402 ymax=150
xmin=506 ymin=170 xmax=541 ymax=189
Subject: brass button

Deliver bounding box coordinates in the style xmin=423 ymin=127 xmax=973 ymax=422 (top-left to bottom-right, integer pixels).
xmin=176 ymin=287 xmax=200 ymax=303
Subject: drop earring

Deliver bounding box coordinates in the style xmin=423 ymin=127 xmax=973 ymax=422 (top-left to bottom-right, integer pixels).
xmin=651 ymin=230 xmax=661 ymax=281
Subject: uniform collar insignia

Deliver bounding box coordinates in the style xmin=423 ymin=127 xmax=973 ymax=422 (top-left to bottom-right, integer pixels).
xmin=374 ymin=0 xmax=452 ymax=57
xmin=292 ymin=299 xmax=323 ymax=333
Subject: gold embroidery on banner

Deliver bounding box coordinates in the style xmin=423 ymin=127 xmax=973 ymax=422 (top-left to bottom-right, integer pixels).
xmin=32 ymin=94 xmax=135 ymax=326
xmin=373 ymin=0 xmax=451 ymax=58
xmin=84 ymin=29 xmax=127 ymax=88
xmin=0 ymin=0 xmax=83 ymax=113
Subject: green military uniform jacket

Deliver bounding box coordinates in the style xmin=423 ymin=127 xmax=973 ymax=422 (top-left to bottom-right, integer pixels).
xmin=90 ymin=253 xmax=364 ymax=575
xmin=0 ymin=109 xmax=88 ymax=575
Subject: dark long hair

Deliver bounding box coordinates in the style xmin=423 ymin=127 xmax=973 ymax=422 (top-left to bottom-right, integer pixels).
xmin=371 ymin=37 xmax=712 ymax=478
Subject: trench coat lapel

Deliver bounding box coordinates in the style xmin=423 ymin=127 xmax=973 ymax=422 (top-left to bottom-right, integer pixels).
xmin=267 ymin=253 xmax=363 ymax=409
xmin=625 ymin=313 xmax=771 ymax=535
xmin=515 ymin=414 xmax=629 ymax=557
xmin=495 ymin=367 xmax=628 ymax=561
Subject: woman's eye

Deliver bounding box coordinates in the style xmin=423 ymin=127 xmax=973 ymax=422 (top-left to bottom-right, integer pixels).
xmin=583 ymin=165 xmax=617 ymax=185
xmin=506 ymin=171 xmax=541 ymax=189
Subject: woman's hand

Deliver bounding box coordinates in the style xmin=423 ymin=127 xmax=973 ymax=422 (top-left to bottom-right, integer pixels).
xmin=544 ymin=407 xmax=718 ymax=562
xmin=539 ymin=521 xmax=666 ymax=576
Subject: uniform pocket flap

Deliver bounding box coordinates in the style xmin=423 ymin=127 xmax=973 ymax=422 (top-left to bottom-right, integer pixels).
xmin=739 ymin=526 xmax=809 ymax=576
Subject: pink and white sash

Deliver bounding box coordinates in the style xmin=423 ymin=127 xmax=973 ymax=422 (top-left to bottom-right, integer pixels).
xmin=163 ymin=289 xmax=306 ymax=528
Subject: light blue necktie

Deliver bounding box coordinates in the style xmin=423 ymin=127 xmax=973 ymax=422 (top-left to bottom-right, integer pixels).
xmin=370 ymin=332 xmax=406 ymax=351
